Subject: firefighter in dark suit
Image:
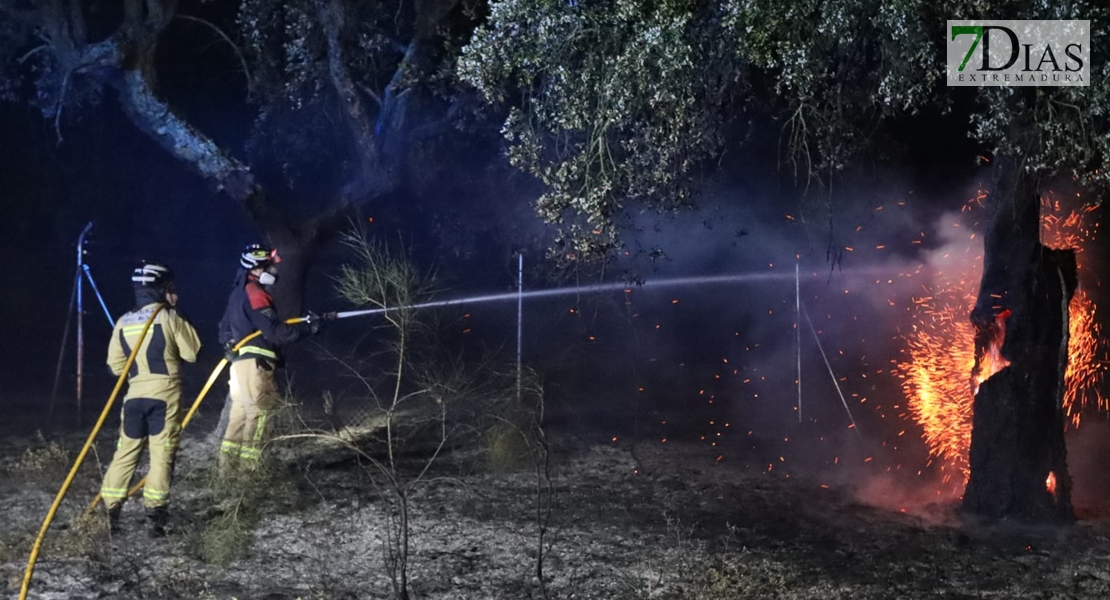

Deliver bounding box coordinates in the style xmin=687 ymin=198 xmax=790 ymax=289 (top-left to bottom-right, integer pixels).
xmin=217 ymin=244 xmax=318 ymax=470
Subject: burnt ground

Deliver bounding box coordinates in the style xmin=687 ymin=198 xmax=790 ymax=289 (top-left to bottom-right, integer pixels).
xmin=3 ymin=410 xmax=1110 ymax=600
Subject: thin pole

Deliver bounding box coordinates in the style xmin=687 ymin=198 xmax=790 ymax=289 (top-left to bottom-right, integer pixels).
xmin=516 ymin=253 xmax=523 ymax=402
xmin=75 ymin=222 xmax=92 ymax=425
xmin=801 ymin=300 xmax=861 ymax=438
xmin=83 ymin=264 xmax=115 ymax=327
xmin=796 ymin=261 xmax=801 ymax=423
xmin=50 ymin=268 xmax=80 ymax=421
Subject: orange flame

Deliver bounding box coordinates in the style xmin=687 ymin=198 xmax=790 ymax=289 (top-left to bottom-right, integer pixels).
xmin=897 ymin=192 xmax=1104 ymax=495
xmin=971 ymin=309 xmax=1012 ymax=397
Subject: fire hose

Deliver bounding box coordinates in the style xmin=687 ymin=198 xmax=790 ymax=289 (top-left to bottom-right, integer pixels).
xmin=19 ymin=284 xmax=605 ymax=597
xmin=23 ymin=273 xmax=810 ymax=598
xmin=19 ymin=305 xmax=163 ymax=600
xmin=78 ymin=303 xmax=481 ymax=513
xmin=23 ymin=264 xmax=575 ymax=598
xmin=26 ymin=315 xmax=311 ymax=600
xmin=81 ymin=307 xmax=422 ymax=512
xmin=85 ymin=316 xmax=310 ymax=512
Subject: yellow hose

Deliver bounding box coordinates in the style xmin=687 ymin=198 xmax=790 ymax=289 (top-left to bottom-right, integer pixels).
xmin=20 ymin=305 xmax=163 ymax=600
xmin=86 ymin=318 xmax=304 ymax=511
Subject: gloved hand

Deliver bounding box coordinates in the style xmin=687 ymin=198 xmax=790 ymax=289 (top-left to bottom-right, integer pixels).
xmin=222 ymin=341 xmax=237 ymax=363
xmin=304 ymin=311 xmax=323 ymax=335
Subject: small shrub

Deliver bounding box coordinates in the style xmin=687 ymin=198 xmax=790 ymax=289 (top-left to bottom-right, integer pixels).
xmin=200 ymin=508 xmax=256 ymax=569
xmin=195 ymin=466 xmax=279 ymax=568
xmin=486 ymin=420 xmax=534 ymax=472
xmin=11 ymin=432 xmax=70 ymax=476
xmin=696 ymin=555 xmax=790 ymax=600
xmin=41 ymin=509 xmax=110 ymax=562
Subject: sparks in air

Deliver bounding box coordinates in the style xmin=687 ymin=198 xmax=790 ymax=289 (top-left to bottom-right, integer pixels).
xmin=1041 ymin=194 xmax=1108 ymax=428
xmin=896 ymin=190 xmax=1105 ymax=495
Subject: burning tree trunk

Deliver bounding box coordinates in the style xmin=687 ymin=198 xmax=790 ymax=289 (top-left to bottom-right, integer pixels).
xmin=962 ymin=165 xmax=1077 ymax=523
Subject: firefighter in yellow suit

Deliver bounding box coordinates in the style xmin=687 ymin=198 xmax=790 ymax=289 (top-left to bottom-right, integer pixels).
xmin=101 ymin=261 xmax=201 ymax=537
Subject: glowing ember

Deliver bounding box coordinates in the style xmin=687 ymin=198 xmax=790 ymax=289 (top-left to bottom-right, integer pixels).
xmin=1041 ymin=193 xmax=1109 ymax=428
xmin=897 ymin=192 xmax=1104 ymax=494
xmin=1046 ymin=471 xmax=1057 ymax=496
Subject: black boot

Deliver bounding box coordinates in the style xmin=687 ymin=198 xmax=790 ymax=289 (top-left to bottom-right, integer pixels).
xmin=107 ymin=504 xmax=123 ymax=535
xmin=147 ymin=506 xmax=169 ymax=538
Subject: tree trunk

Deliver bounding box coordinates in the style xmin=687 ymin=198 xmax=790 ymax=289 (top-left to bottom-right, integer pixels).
xmin=267 ymin=226 xmax=315 ymax=319
xmin=962 ymin=164 xmax=1076 ymax=523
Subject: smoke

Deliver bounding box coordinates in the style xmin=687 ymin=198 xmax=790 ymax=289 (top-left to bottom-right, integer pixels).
xmin=604 ymin=177 xmax=1027 ymax=516
xmin=1066 ymin=422 xmax=1110 ymax=515
xmin=852 ymin=473 xmax=961 ymax=525
xmin=571 ymin=180 xmax=964 ymax=470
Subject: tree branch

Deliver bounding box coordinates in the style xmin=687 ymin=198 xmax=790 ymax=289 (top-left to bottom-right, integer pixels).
xmin=25 ymin=0 xmax=293 ymax=236
xmin=317 ymin=0 xmax=381 ymax=190
xmin=38 ymin=0 xmax=71 ymax=49
xmin=53 ymin=67 xmax=70 ymax=142
xmin=379 ymin=40 xmax=416 ymax=126
xmin=70 ymin=34 xmax=126 ymax=71
xmin=67 ymin=0 xmax=86 ymax=45
xmin=174 ymin=14 xmax=253 ymax=100
xmin=112 ymin=68 xmax=259 ymax=205
xmin=413 ymin=0 xmax=460 ymax=38
xmin=19 ymin=44 xmax=49 ymax=63
xmin=144 ymin=0 xmax=177 ymax=29
xmin=123 ymin=0 xmax=142 ymax=25
xmin=357 ymin=82 xmax=383 ymax=108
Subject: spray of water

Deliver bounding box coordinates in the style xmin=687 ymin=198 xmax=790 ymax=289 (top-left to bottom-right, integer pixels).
xmin=330 ymin=272 xmax=801 ymax=320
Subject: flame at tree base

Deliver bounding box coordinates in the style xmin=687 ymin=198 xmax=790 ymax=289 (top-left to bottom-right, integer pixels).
xmin=896 ymin=193 xmax=1104 ymax=497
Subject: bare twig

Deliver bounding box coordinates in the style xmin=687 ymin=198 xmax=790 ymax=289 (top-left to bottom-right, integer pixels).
xmin=357 ymin=82 xmax=384 ymax=108
xmin=53 ymin=68 xmax=71 ymax=144
xmin=19 ymin=44 xmax=48 ymax=63
xmin=174 ymin=15 xmax=254 ymax=100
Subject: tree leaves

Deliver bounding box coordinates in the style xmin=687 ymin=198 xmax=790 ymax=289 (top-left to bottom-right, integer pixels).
xmin=461 ymin=0 xmax=740 ymax=262
xmin=461 ymin=0 xmax=1109 ymax=263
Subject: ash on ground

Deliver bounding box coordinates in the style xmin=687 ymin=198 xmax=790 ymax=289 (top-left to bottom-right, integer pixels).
xmin=3 ymin=422 xmax=1110 ymax=600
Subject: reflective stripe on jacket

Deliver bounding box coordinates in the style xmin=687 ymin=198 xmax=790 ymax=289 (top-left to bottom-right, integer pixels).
xmin=107 ymin=303 xmax=202 ymax=401
xmin=218 ymin=275 xmax=306 ymax=366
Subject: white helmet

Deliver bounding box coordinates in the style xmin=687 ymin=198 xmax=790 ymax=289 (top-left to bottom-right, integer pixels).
xmin=131 ymin=261 xmax=173 ymax=287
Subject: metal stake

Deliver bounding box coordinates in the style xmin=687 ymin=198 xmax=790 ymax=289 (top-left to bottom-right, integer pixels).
xmin=82 ymin=264 xmax=115 ymax=328
xmin=49 ymin=270 xmax=80 ymax=421
xmin=801 ymin=300 xmax=861 ymax=438
xmin=516 ymin=252 xmax=523 ymax=402
xmin=796 ymin=260 xmax=802 ymax=423
xmin=76 ymin=222 xmax=92 ymax=425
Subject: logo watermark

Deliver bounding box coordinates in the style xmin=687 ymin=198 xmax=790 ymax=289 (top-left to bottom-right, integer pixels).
xmin=947 ymin=20 xmax=1089 ymax=87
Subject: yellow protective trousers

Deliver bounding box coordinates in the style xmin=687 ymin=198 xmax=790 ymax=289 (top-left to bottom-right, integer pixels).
xmin=101 ymin=389 xmax=181 ymax=509
xmin=220 ymin=358 xmax=278 ymax=468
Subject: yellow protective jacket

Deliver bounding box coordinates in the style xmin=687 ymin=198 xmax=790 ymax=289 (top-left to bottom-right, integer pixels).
xmin=107 ymin=302 xmax=202 ymax=401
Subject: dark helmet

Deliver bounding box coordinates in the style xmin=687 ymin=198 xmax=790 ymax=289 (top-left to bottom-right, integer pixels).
xmin=240 ymin=243 xmax=281 ymax=270
xmin=131 ymin=261 xmax=174 ymax=288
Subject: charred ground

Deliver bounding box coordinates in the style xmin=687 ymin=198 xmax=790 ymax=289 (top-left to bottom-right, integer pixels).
xmin=3 ymin=405 xmax=1110 ymax=600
